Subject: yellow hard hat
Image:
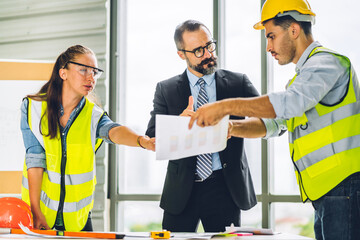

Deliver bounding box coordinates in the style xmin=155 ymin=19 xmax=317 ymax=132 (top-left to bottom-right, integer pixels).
xmin=254 ymin=0 xmax=316 ymax=30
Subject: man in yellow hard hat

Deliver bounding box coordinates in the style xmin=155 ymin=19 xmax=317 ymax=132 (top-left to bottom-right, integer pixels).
xmin=188 ymin=0 xmax=360 ymax=238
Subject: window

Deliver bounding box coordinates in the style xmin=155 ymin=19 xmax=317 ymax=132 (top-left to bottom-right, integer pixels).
xmin=111 ymin=0 xmax=360 ymax=236
xmin=119 ymin=201 xmax=163 ymax=232
xmin=225 ymin=0 xmax=261 ymax=194
xmin=272 ymin=63 xmax=298 ymax=195
xmin=273 ymin=203 xmax=314 ymax=238
xmin=116 ymin=0 xmax=213 ymax=231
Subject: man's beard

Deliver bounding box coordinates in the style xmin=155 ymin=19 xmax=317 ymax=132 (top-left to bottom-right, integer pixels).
xmin=187 ymin=56 xmax=217 ymax=75
xmin=277 ymin=32 xmax=296 ymax=65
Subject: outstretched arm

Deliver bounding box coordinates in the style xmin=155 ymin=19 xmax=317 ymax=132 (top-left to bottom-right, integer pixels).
xmin=189 ymin=95 xmax=276 ymax=129
xmin=229 ymin=117 xmax=267 ymax=138
xmin=109 ymin=126 xmax=155 ymax=151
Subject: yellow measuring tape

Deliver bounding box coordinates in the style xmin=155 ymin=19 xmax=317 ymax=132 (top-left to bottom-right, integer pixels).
xmin=150 ymin=231 xmax=171 ymax=239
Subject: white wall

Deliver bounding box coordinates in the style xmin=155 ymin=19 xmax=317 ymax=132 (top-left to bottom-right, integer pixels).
xmin=0 ymin=0 xmax=109 ymax=231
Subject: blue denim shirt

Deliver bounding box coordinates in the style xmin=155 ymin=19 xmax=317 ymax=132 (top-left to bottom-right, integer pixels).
xmin=20 ymin=97 xmax=121 ymax=170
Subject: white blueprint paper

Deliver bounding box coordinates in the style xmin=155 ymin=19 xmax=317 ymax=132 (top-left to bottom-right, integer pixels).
xmin=155 ymin=114 xmax=229 ymax=160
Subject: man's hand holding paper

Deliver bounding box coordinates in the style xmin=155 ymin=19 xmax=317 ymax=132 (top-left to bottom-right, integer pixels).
xmin=179 ymin=96 xmax=195 ymax=117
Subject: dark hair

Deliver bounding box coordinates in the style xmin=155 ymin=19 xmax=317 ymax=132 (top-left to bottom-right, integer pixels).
xmin=174 ymin=20 xmax=211 ymax=50
xmin=27 ymin=45 xmax=94 ymax=139
xmin=264 ymin=15 xmax=312 ymax=36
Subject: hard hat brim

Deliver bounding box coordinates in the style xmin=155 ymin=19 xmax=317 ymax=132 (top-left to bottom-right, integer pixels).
xmin=253 ymin=21 xmax=265 ymax=30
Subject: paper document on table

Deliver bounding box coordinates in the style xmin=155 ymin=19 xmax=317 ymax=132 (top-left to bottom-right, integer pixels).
xmin=155 ymin=114 xmax=229 ymax=160
xmin=225 ymin=225 xmax=276 ymax=235
xmin=18 ymin=222 xmax=75 ymax=238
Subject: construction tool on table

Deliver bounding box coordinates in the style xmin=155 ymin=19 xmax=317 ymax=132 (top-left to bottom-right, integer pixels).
xmin=150 ymin=230 xmax=171 ymax=239
xmin=3 ymin=228 xmax=125 ymax=239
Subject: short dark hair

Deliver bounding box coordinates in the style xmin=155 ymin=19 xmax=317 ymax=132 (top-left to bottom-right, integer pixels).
xmin=174 ymin=20 xmax=211 ymax=50
xmin=264 ymin=15 xmax=312 ymax=36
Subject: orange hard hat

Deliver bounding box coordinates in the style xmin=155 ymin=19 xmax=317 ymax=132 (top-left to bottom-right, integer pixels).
xmin=0 ymin=197 xmax=33 ymax=229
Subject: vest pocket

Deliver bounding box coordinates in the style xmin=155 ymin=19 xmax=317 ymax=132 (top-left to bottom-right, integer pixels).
xmin=296 ymin=128 xmax=340 ymax=178
xmin=66 ymin=144 xmax=94 ymax=174
xmin=46 ymin=153 xmax=60 ymax=172
xmin=305 ymin=151 xmax=340 ymax=178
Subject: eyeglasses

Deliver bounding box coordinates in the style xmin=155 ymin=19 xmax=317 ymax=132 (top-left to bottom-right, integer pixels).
xmin=179 ymin=41 xmax=217 ymax=58
xmin=67 ymin=61 xmax=104 ymax=79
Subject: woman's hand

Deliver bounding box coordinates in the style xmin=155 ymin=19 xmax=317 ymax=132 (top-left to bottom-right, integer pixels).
xmin=32 ymin=209 xmax=50 ymax=230
xmin=138 ymin=135 xmax=155 ymax=151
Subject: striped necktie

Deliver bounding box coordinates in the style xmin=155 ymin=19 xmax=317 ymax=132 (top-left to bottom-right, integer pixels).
xmin=195 ymin=78 xmax=213 ymax=180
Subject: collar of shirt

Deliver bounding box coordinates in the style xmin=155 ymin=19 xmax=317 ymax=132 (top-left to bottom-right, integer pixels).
xmin=59 ymin=97 xmax=85 ymax=132
xmin=295 ymin=41 xmax=322 ymax=74
xmin=59 ymin=97 xmax=85 ymax=117
xmin=186 ymin=68 xmax=215 ymax=87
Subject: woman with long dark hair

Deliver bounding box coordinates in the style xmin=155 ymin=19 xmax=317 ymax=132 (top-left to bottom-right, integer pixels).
xmin=20 ymin=45 xmax=155 ymax=232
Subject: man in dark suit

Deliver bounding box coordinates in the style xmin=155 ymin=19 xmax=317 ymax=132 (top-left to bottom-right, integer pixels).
xmin=146 ymin=20 xmax=260 ymax=232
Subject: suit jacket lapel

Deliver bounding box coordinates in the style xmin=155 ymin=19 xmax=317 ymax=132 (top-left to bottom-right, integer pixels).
xmin=215 ymin=70 xmax=230 ymax=164
xmin=176 ymin=70 xmax=192 ymax=106
xmin=177 ymin=70 xmax=229 ymax=102
xmin=215 ymin=70 xmax=229 ymax=101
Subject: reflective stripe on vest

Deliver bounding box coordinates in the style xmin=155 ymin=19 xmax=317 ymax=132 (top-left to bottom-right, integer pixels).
xmin=286 ymin=47 xmax=360 ymax=202
xmin=23 ymin=169 xmax=96 ymax=186
xmin=21 ymin=98 xmax=104 ymax=231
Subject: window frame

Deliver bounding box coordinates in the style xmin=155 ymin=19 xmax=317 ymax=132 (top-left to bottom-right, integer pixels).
xmin=108 ymin=0 xmax=302 ymax=232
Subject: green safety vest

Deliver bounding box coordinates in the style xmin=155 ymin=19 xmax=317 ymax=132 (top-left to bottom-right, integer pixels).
xmin=21 ymin=97 xmax=104 ymax=231
xmin=287 ymin=47 xmax=360 ymax=202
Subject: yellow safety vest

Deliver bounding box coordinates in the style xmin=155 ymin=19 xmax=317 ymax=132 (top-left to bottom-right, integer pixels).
xmin=21 ymin=97 xmax=104 ymax=231
xmin=287 ymin=47 xmax=360 ymax=202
